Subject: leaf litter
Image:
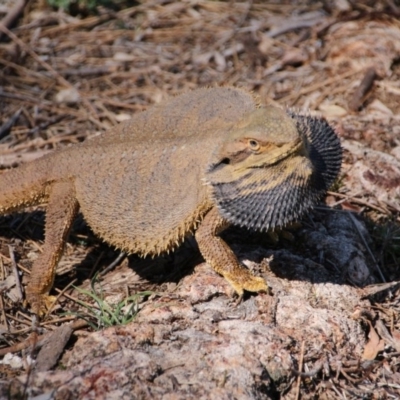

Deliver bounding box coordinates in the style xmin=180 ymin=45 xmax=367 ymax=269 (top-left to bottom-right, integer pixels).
xmin=1 ymin=1 xmax=400 ymax=398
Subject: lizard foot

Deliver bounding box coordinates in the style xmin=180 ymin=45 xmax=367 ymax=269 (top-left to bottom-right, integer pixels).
xmin=224 ymin=270 xmax=268 ymax=296
xmin=25 ymin=293 xmax=58 ymax=317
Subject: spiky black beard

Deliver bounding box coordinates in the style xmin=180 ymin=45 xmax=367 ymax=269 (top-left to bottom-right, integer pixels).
xmin=210 ymin=114 xmax=342 ymax=231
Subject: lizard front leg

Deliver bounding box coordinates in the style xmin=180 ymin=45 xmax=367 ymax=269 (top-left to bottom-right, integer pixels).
xmin=195 ymin=206 xmax=268 ymax=295
xmin=26 ymin=180 xmax=79 ymax=316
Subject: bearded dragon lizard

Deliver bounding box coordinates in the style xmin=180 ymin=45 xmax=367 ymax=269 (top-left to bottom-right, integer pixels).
xmin=0 ymin=87 xmax=342 ymax=315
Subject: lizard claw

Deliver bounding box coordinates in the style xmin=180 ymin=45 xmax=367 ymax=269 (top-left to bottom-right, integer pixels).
xmin=225 ymin=271 xmax=269 ymax=297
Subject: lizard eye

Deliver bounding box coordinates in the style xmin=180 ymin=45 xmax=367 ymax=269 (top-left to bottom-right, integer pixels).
xmin=248 ymin=139 xmax=260 ymax=151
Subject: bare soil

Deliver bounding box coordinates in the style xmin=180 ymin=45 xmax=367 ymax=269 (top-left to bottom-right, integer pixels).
xmin=1 ymin=1 xmax=400 ymax=399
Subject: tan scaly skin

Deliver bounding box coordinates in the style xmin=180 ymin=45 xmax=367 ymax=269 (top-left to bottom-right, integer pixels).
xmin=0 ymin=87 xmax=342 ymax=316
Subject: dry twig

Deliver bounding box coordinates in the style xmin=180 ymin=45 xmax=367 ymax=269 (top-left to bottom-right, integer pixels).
xmin=349 ymin=67 xmax=377 ymax=111
xmin=0 ymin=0 xmax=26 ymax=40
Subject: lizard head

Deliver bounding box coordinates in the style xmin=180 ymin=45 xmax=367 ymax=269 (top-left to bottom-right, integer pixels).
xmin=205 ymin=106 xmax=342 ymax=231
xmin=207 ymin=107 xmax=306 ymax=176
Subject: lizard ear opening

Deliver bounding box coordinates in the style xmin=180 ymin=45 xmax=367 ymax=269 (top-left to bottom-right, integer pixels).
xmin=206 ymin=156 xmax=237 ymax=185
xmin=219 ymin=157 xmax=231 ymax=165
xmin=208 ymin=157 xmax=230 ymax=173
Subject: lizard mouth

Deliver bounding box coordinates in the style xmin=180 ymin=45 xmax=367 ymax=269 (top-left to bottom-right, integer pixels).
xmin=254 ymin=137 xmax=305 ymax=168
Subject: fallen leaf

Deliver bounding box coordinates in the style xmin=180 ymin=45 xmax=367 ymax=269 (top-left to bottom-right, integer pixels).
xmin=362 ymin=321 xmax=385 ymax=360
xmin=391 ymin=330 xmax=400 ymax=352
xmin=367 ymin=99 xmax=393 ymax=116
xmin=55 ymin=88 xmax=81 ymax=104
xmin=115 ymin=113 xmax=132 ymax=122
xmin=113 ymin=52 xmax=135 ymax=62
xmin=318 ymin=103 xmax=347 ymax=118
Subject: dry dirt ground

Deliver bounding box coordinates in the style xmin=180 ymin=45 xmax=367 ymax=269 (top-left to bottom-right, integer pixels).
xmin=0 ymin=0 xmax=400 ymax=399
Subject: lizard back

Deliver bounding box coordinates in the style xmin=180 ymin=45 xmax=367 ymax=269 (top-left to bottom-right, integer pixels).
xmin=59 ymin=87 xmax=258 ymax=255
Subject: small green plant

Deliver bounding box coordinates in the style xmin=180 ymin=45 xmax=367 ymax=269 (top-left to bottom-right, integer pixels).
xmin=69 ymin=275 xmax=152 ymax=330
xmin=47 ymin=0 xmax=96 ymax=11
xmin=46 ymin=0 xmax=128 ymax=13
xmin=329 ymin=174 xmax=345 ymax=193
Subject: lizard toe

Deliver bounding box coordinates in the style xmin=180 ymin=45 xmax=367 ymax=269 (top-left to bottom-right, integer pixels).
xmin=224 ymin=271 xmax=268 ymax=296
xmin=242 ymin=276 xmax=268 ymax=293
